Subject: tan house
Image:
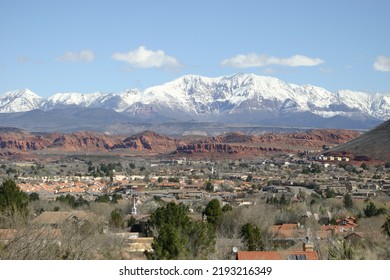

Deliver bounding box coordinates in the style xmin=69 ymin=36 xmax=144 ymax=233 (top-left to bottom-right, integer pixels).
xmin=32 ymin=210 xmax=99 ymax=229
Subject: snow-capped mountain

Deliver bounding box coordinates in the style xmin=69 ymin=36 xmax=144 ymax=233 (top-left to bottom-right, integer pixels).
xmin=1 ymin=74 xmax=389 ymax=127
xmin=0 ymin=89 xmax=44 ymax=113
xmin=118 ymin=73 xmax=390 ymax=122
xmin=41 ymin=92 xmax=107 ymax=110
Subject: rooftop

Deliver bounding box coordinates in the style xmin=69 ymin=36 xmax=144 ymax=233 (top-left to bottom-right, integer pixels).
xmin=236 ymin=250 xmax=319 ymax=260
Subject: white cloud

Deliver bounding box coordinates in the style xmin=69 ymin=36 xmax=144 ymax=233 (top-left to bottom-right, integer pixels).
xmin=17 ymin=56 xmax=43 ymax=65
xmin=262 ymin=68 xmax=275 ymax=74
xmin=373 ymin=55 xmax=390 ymax=72
xmin=112 ymin=46 xmax=182 ymax=70
xmin=17 ymin=56 xmax=31 ymax=64
xmin=319 ymin=67 xmax=332 ymax=74
xmin=220 ymin=53 xmax=324 ymax=68
xmin=57 ymin=50 xmax=95 ymax=62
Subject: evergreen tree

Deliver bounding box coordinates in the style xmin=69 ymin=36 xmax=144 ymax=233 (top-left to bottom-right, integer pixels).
xmin=343 ymin=193 xmax=354 ymax=209
xmin=360 ymin=163 xmax=369 ymax=170
xmin=205 ymin=181 xmax=214 ymax=192
xmin=297 ymin=188 xmax=307 ymax=202
xmin=205 ymin=199 xmax=222 ymax=227
xmin=111 ymin=193 xmax=122 ymax=204
xmin=186 ymin=220 xmax=216 ymax=259
xmin=146 ymin=202 xmax=215 ymax=260
xmin=381 ymin=215 xmax=390 ymax=237
xmin=95 ymin=194 xmax=111 ymax=203
xmin=241 ymin=223 xmax=264 ymax=251
xmin=222 ymin=204 xmax=233 ymax=213
xmin=325 ymin=187 xmax=336 ymax=198
xmin=109 ymin=208 xmax=124 ymax=229
xmin=56 ymin=194 xmax=89 ymax=208
xmin=279 ymin=193 xmax=289 ymax=205
xmin=0 ymin=179 xmax=29 ymax=220
xmin=364 ymin=201 xmax=386 ymax=217
xmin=29 ymin=192 xmax=40 ymax=201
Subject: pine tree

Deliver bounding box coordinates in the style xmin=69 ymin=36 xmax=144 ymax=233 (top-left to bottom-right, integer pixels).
xmin=147 ymin=202 xmax=215 ymax=260
xmin=0 ymin=179 xmax=29 ymax=221
xmin=343 ymin=193 xmax=353 ymax=209
xmin=381 ymin=215 xmax=390 ymax=237
xmin=241 ymin=223 xmax=264 ymax=251
xmin=205 ymin=199 xmax=222 ymax=227
xmin=109 ymin=208 xmax=124 ymax=229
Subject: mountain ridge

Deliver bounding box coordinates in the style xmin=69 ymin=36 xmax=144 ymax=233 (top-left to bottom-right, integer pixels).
xmin=1 ymin=74 xmax=389 ymax=130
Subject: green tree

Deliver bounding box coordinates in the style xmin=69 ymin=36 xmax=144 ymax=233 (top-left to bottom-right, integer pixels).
xmin=279 ymin=193 xmax=290 ymax=206
xmin=205 ymin=199 xmax=222 ymax=227
xmin=111 ymin=193 xmax=122 ymax=204
xmin=364 ymin=201 xmax=386 ymax=217
xmin=168 ymin=177 xmax=180 ymax=183
xmin=29 ymin=192 xmax=40 ymax=201
xmin=147 ymin=203 xmax=191 ymax=259
xmin=146 ymin=202 xmax=215 ymax=260
xmin=297 ymin=188 xmax=307 ymax=202
xmin=127 ymin=216 xmax=137 ymax=228
xmin=343 ymin=193 xmax=354 ymax=209
xmin=205 ymin=181 xmax=214 ymax=192
xmin=95 ymin=194 xmax=110 ymax=203
xmin=302 ymin=164 xmax=321 ymax=174
xmin=0 ymin=179 xmax=29 ymax=222
xmin=56 ymin=194 xmax=89 ymax=208
xmin=381 ymin=215 xmax=390 ymax=237
xmin=222 ymin=204 xmax=233 ymax=213
xmin=241 ymin=223 xmax=264 ymax=251
xmin=186 ymin=220 xmax=216 ymax=259
xmin=360 ymin=163 xmax=369 ymax=170
xmin=325 ymin=187 xmax=336 ymax=198
xmin=109 ymin=208 xmax=124 ymax=229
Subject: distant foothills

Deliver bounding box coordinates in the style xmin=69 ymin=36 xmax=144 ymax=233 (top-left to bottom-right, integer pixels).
xmin=1 ymin=74 xmax=389 ymax=133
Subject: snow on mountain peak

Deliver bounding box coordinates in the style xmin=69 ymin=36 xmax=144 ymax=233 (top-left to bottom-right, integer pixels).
xmin=0 ymin=88 xmax=44 ymax=113
xmin=1 ymin=74 xmax=390 ymax=123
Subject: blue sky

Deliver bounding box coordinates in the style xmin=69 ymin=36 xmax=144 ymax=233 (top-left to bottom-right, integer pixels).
xmin=0 ymin=0 xmax=389 ymax=97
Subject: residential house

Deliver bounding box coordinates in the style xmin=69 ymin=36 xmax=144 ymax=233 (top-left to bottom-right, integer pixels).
xmin=32 ymin=210 xmax=99 ymax=229
xmin=236 ymin=248 xmax=319 ymax=260
xmin=321 ymin=217 xmax=358 ymax=234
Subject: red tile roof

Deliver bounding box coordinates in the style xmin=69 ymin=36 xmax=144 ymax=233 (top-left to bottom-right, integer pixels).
xmin=270 ymin=224 xmax=299 ymax=231
xmin=237 ymin=250 xmax=319 ymax=260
